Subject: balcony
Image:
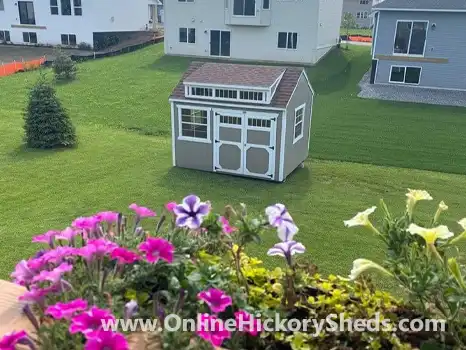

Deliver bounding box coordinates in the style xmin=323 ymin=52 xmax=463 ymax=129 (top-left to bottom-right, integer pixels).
xmin=224 ymin=0 xmax=271 ymax=27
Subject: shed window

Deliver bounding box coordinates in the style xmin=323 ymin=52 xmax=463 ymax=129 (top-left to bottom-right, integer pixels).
xmin=220 ymin=115 xmax=242 ymax=125
xmin=394 ymin=21 xmax=428 ymax=55
xmin=293 ymin=104 xmax=305 ymax=143
xmin=239 ymin=90 xmax=264 ymax=101
xmin=248 ymin=118 xmax=271 ymax=128
xmin=215 ymin=89 xmax=238 ymax=99
xmin=180 ymin=108 xmax=210 ymax=141
xmin=190 ymin=87 xmax=212 ymax=97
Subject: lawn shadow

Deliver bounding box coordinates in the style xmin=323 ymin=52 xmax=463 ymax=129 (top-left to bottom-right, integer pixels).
xmin=145 ymin=55 xmax=192 ymax=73
xmin=310 ymin=61 xmax=353 ymax=96
xmin=8 ymin=143 xmax=73 ymax=161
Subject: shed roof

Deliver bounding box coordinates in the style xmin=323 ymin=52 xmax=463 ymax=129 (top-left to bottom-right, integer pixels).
xmin=169 ymin=62 xmax=309 ymax=109
xmin=183 ymin=62 xmax=286 ymax=88
xmin=373 ymin=0 xmax=466 ymax=11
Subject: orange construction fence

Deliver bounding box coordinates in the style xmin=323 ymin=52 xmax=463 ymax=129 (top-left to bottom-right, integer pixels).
xmin=348 ymin=35 xmax=373 ymax=43
xmin=0 ymin=56 xmax=46 ymax=77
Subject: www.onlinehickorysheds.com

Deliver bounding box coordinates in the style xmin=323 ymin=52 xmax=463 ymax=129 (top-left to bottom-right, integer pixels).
xmin=101 ymin=313 xmax=446 ymax=336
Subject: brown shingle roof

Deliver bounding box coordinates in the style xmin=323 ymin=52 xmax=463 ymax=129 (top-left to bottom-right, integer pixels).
xmin=183 ymin=62 xmax=286 ymax=88
xmin=169 ymin=62 xmax=306 ymax=109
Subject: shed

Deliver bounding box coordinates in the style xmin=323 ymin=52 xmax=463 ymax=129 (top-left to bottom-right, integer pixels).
xmin=168 ymin=62 xmax=315 ymax=182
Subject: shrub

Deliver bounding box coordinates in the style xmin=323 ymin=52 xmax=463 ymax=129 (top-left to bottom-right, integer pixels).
xmin=23 ymin=76 xmax=77 ymax=149
xmin=4 ymin=194 xmax=460 ymax=349
xmin=52 ymin=48 xmax=77 ymax=81
xmin=77 ymin=42 xmax=92 ymax=51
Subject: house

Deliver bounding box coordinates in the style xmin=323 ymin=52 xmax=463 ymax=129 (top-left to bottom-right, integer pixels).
xmin=169 ymin=62 xmax=314 ymax=182
xmin=342 ymin=0 xmax=373 ymax=28
xmin=163 ymin=0 xmax=344 ymax=65
xmin=0 ymin=0 xmax=158 ymax=48
xmin=370 ymin=0 xmax=466 ymax=90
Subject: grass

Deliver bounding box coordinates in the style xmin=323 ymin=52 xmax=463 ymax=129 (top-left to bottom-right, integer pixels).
xmin=340 ymin=28 xmax=373 ymax=36
xmin=0 ymin=44 xmax=465 ymax=283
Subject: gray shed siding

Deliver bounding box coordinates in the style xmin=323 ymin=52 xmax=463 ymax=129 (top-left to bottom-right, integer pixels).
xmin=374 ymin=11 xmax=466 ymax=90
xmin=283 ymin=74 xmax=313 ymax=179
xmin=172 ymin=102 xmax=285 ymax=181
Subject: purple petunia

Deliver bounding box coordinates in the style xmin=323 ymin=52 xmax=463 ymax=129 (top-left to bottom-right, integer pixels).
xmin=265 ymin=204 xmax=298 ymax=241
xmin=78 ymin=239 xmax=118 ymax=262
xmin=46 ymin=299 xmax=88 ymax=320
xmin=173 ymin=195 xmax=210 ymax=229
xmin=69 ymin=306 xmax=116 ymax=339
xmin=197 ymin=288 xmax=232 ymax=313
xmin=32 ymin=230 xmax=60 ymax=248
xmin=267 ymin=241 xmax=306 ymax=263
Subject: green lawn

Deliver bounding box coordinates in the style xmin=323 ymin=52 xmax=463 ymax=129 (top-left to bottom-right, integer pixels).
xmin=340 ymin=28 xmax=373 ymax=37
xmin=0 ymin=44 xmax=465 ymax=282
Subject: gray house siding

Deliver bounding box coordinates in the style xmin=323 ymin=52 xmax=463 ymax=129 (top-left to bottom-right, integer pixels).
xmin=283 ymin=74 xmax=313 ymax=179
xmin=373 ymin=11 xmax=466 ymax=90
xmin=172 ymin=101 xmax=285 ymax=181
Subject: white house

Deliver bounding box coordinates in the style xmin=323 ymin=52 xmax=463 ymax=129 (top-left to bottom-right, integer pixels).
xmin=164 ymin=0 xmax=344 ymax=65
xmin=0 ymin=0 xmax=158 ymax=48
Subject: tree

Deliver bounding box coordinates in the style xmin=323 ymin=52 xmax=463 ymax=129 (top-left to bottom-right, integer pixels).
xmin=24 ymin=76 xmax=77 ymax=149
xmin=342 ymin=12 xmax=358 ymax=49
xmin=52 ymin=47 xmax=77 ymax=81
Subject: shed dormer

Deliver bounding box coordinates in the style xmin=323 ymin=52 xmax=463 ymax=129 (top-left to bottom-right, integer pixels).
xmin=182 ymin=63 xmax=285 ymax=104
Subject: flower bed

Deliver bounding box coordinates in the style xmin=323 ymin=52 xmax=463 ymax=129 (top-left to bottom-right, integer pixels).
xmin=2 ymin=192 xmax=465 ymax=349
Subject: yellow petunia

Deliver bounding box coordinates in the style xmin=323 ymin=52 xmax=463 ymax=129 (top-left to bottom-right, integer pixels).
xmin=406 ymin=189 xmax=433 ymax=218
xmin=349 ymin=258 xmax=393 ymax=281
xmin=406 ymin=223 xmax=454 ymax=245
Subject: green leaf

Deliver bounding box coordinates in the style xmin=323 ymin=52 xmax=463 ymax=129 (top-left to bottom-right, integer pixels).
xmin=137 ymin=292 xmax=150 ymax=304
xmin=125 ymin=289 xmax=137 ymax=301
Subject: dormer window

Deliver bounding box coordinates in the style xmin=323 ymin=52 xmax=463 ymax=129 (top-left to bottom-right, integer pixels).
xmin=185 ymin=85 xmax=269 ymax=104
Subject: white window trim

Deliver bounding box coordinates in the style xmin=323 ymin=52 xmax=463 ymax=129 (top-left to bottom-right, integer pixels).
xmin=388 ymin=65 xmax=422 ymax=85
xmin=277 ymin=32 xmax=298 ymax=50
xmin=179 ymin=27 xmax=196 ymax=44
xmin=177 ymin=105 xmax=212 ymax=143
xmin=392 ymin=20 xmax=429 ymax=57
xmin=293 ymin=103 xmax=305 ymax=144
xmin=185 ymin=84 xmax=269 ymax=104
xmin=232 ymin=0 xmax=257 ymax=17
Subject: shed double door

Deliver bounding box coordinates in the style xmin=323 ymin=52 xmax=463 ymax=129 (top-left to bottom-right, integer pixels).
xmin=213 ymin=109 xmax=277 ymax=180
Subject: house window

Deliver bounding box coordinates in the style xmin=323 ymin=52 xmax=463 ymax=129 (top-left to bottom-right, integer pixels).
xmin=248 ymin=118 xmax=271 ymax=128
xmin=61 ymin=34 xmax=77 ymax=46
xmin=50 ymin=0 xmax=58 ymax=14
xmin=239 ymin=91 xmax=264 ymax=101
xmin=61 ymin=0 xmax=71 ymax=15
xmin=215 ymin=89 xmax=238 ymax=99
xmin=179 ymin=28 xmax=195 ymax=43
xmin=263 ymin=0 xmax=270 ymax=9
xmin=356 ymin=11 xmax=368 ymax=19
xmin=180 ymin=108 xmax=209 ymax=141
xmin=178 ymin=0 xmax=194 ymax=2
xmin=394 ymin=21 xmax=428 ymax=55
xmin=23 ymin=32 xmax=37 ymax=44
xmin=0 ymin=0 xmax=4 ymax=11
xmin=73 ymin=0 xmax=82 ymax=16
xmin=389 ymin=66 xmax=421 ymax=85
xmin=278 ymin=32 xmax=298 ymax=49
xmin=233 ymin=0 xmax=255 ymax=16
xmin=359 ymin=0 xmax=369 ymax=4
xmin=18 ymin=1 xmax=35 ymax=25
xmin=293 ymin=104 xmax=305 ymax=143
xmin=0 ymin=30 xmax=11 ymax=42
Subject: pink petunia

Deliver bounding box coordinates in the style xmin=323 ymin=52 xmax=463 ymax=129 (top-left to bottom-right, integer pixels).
xmin=0 ymin=330 xmax=29 ymax=349
xmin=78 ymin=239 xmax=118 ymax=262
xmin=69 ymin=306 xmax=116 ymax=339
xmin=32 ymin=262 xmax=73 ymax=284
xmin=46 ymin=299 xmax=88 ymax=320
xmin=72 ymin=216 xmax=100 ymax=231
xmin=196 ymin=314 xmax=231 ymax=347
xmin=32 ymin=230 xmax=60 ymax=247
xmin=138 ymin=237 xmax=174 ymax=264
xmin=129 ymin=203 xmax=156 ymax=218
xmin=94 ymin=211 xmax=119 ymax=224
xmin=165 ymin=202 xmax=177 ymax=212
xmin=111 ymin=248 xmax=140 ymax=265
xmin=56 ymin=227 xmax=80 ymax=242
xmin=10 ymin=260 xmax=36 ymax=286
xmin=234 ymin=310 xmax=262 ymax=336
xmin=84 ymin=330 xmax=129 ymax=350
xmin=40 ymin=246 xmax=79 ymax=265
xmin=219 ymin=216 xmax=237 ymax=234
xmin=19 ymin=284 xmax=60 ymax=303
xmin=197 ymin=288 xmax=232 ymax=313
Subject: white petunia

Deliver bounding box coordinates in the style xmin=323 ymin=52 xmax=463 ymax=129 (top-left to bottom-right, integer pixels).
xmin=406 ymin=223 xmax=454 ymax=245
xmin=343 ymin=206 xmax=377 ymax=228
xmin=349 ymin=258 xmax=392 ymax=281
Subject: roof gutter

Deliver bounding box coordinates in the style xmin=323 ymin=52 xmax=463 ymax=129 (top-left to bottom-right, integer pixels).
xmin=373 ymin=8 xmax=466 ymax=12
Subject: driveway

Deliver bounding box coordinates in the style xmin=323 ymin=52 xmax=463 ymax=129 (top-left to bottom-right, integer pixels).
xmin=0 ymin=45 xmax=86 ymax=64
